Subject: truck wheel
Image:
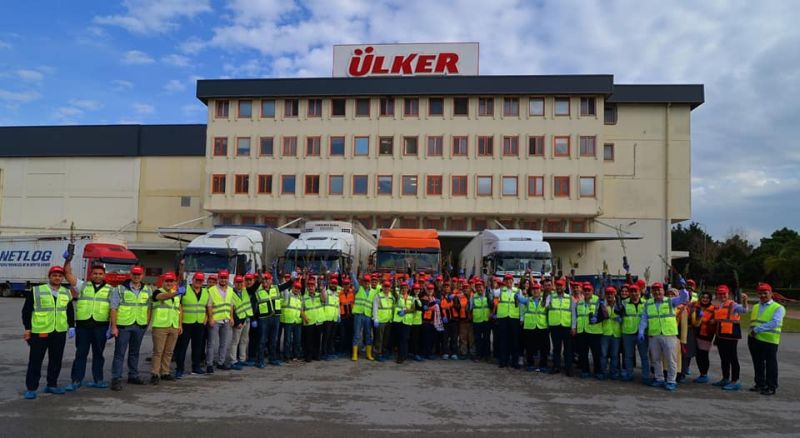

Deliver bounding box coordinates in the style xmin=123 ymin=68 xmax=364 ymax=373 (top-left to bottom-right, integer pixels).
xmin=0 ymin=286 xmax=11 ymax=298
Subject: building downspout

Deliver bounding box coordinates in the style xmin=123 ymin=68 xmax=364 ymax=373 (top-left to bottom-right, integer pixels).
xmin=664 ymin=103 xmax=672 ymax=282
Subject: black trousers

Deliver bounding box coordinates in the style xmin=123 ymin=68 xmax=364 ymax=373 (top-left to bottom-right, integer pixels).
xmin=550 ymin=326 xmax=573 ymax=371
xmin=696 ymin=349 xmax=710 ymax=375
xmin=444 ymin=321 xmax=459 ymax=355
xmin=748 ymin=336 xmax=779 ymax=390
xmin=396 ymin=324 xmax=411 ymax=361
xmin=576 ymin=332 xmax=602 ymax=374
xmin=496 ymin=317 xmax=520 ymax=367
xmin=302 ymin=324 xmax=321 ymax=361
xmin=473 ymin=322 xmax=490 ymax=359
xmin=26 ymin=332 xmax=66 ymax=391
xmin=175 ymin=323 xmax=206 ymax=372
xmin=716 ymin=338 xmax=740 ymax=381
xmin=321 ymin=321 xmax=337 ymax=356
xmin=410 ymin=325 xmax=421 ymax=356
xmin=338 ymin=317 xmax=354 ymax=353
xmin=422 ymin=322 xmax=437 ymax=357
xmin=524 ymin=328 xmax=551 ymax=367
xmin=248 ymin=318 xmax=261 ymax=361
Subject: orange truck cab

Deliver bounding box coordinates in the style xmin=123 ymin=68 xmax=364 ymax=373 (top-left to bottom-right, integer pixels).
xmin=375 ymin=229 xmax=441 ymax=274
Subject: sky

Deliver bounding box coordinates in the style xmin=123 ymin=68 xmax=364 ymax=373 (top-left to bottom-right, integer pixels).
xmin=1 ymin=0 xmax=798 ymax=243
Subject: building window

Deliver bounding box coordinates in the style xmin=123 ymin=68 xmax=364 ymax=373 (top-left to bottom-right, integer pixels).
xmin=427 ymin=136 xmax=443 ymax=156
xmin=234 ymin=174 xmax=249 ymax=194
xmin=282 ymin=137 xmax=297 ymax=157
xmin=472 ymin=218 xmax=487 ymax=231
xmin=503 ymin=97 xmax=519 ymax=117
xmin=215 ymin=100 xmax=229 ymax=118
xmin=400 ymin=217 xmax=418 ymax=228
xmin=528 ymin=176 xmax=544 ymax=197
xmin=257 ymin=175 xmax=272 ymax=194
xmin=478 ymin=136 xmax=493 ymax=156
xmin=579 ymin=136 xmax=596 ymax=157
xmin=307 ymin=98 xmax=322 ymax=117
xmin=604 ymin=103 xmax=617 ymax=125
xmin=453 ymin=97 xmax=469 ymax=116
xmin=354 ymin=136 xmax=369 ymax=156
xmin=236 ymin=137 xmax=251 ymax=156
xmin=554 ymin=176 xmax=570 ymax=197
xmin=428 ymin=97 xmax=444 ymax=116
xmin=353 ymin=175 xmax=368 ymax=195
xmin=424 ymin=218 xmax=442 ymax=229
xmin=263 ymin=216 xmax=279 ymax=227
xmin=448 ymin=218 xmax=467 ymax=231
xmin=332 ymin=98 xmax=346 ymax=117
xmin=355 ymin=98 xmax=370 ymax=117
xmin=402 ymin=175 xmax=418 ymax=196
xmin=502 ymin=176 xmax=518 ymax=196
xmin=380 ymin=97 xmax=394 ymax=116
xmin=499 ymin=218 xmax=516 ymax=229
xmin=452 ymin=136 xmax=468 ymax=156
xmin=478 ymin=97 xmax=494 ymax=116
xmin=502 ymin=136 xmax=519 ymax=156
xmin=554 ymin=136 xmax=570 ymax=157
xmin=376 ymin=217 xmax=394 ymax=229
xmin=329 ymin=175 xmax=344 ymax=195
xmin=306 ymin=137 xmax=321 ymax=156
xmin=261 ymin=99 xmax=275 ymax=118
xmin=219 ymin=215 xmax=233 ymax=225
xmin=603 ymin=143 xmax=615 ymax=161
xmin=579 ymin=176 xmax=596 ymax=197
xmin=528 ymin=136 xmax=544 ymax=156
xmin=580 ymin=97 xmax=596 ymax=116
xmin=238 ymin=100 xmax=252 ymax=118
xmin=477 ymin=176 xmax=493 ymax=196
xmin=555 ymin=97 xmax=570 ymax=116
xmin=571 ymin=219 xmax=587 ymax=233
xmin=213 ymin=137 xmax=227 ymax=156
xmin=284 ymin=99 xmax=298 ymax=117
xmin=404 ymin=98 xmax=419 ymax=116
xmin=180 ymin=196 xmax=191 ymax=207
xmin=426 ymin=175 xmax=442 ymax=195
xmin=545 ymin=219 xmax=565 ymax=233
xmin=452 ymin=175 xmax=467 ymax=196
xmin=529 ymin=97 xmax=544 ymax=116
xmin=305 ymin=175 xmax=320 ymax=195
xmin=259 ymin=137 xmax=273 ymax=156
xmin=281 ymin=175 xmax=296 ymax=194
xmin=211 ymin=174 xmax=226 ymax=194
xmin=379 ymin=137 xmax=393 ymax=156
xmin=403 ymin=136 xmax=418 ymax=156
xmin=240 ymin=215 xmax=256 ymax=225
xmin=330 ymin=137 xmax=345 ymax=156
xmin=356 ymin=216 xmax=373 ymax=228
xmin=377 ymin=175 xmax=393 ymax=195
xmin=521 ymin=219 xmax=541 ymax=230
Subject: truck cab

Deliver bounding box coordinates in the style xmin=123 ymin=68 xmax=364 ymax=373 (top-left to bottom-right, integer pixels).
xmin=183 ymin=228 xmax=264 ymax=278
xmin=281 ymin=221 xmax=376 ymax=275
xmin=375 ymin=229 xmax=441 ymax=274
xmin=461 ymin=229 xmax=553 ymax=280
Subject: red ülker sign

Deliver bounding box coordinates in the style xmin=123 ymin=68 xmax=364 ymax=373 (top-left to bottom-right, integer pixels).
xmin=333 ymin=43 xmax=479 ymax=78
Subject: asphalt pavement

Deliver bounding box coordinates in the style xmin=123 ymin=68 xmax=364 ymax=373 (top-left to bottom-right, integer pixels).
xmin=0 ymin=297 xmax=798 ymax=437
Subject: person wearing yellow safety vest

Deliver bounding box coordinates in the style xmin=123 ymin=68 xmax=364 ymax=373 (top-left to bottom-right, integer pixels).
xmin=65 ymin=264 xmax=112 ymax=391
xmin=393 ymin=281 xmax=416 ymax=363
xmin=227 ymin=275 xmax=253 ymax=370
xmin=599 ymin=287 xmax=623 ymax=380
xmin=572 ymin=282 xmax=604 ymax=379
xmin=373 ymin=280 xmax=396 ymax=362
xmin=301 ymin=277 xmax=326 ymax=362
xmin=254 ymin=272 xmax=288 ymax=367
xmin=206 ymin=270 xmax=235 ymax=372
xmin=321 ymin=277 xmax=341 ymax=360
xmin=620 ymin=284 xmax=649 ymax=383
xmin=351 ymin=274 xmax=381 ymax=361
xmin=638 ymin=280 xmax=689 ymax=391
xmin=546 ymin=278 xmax=575 ymax=376
xmin=469 ymin=279 xmax=491 ymax=362
xmin=109 ymin=265 xmax=151 ymax=391
xmin=174 ymin=272 xmax=210 ymax=377
xmin=149 ymin=272 xmax=183 ymax=385
xmin=282 ymin=280 xmax=304 ymax=361
xmin=22 ymin=264 xmax=76 ymax=400
xmin=408 ymin=282 xmax=424 ymax=362
xmin=747 ymin=282 xmax=785 ymax=396
xmin=493 ymin=273 xmax=521 ymax=369
xmin=519 ymin=282 xmax=549 ymax=372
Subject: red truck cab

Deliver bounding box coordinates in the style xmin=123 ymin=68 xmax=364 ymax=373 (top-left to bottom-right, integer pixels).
xmin=82 ymin=243 xmax=138 ymax=286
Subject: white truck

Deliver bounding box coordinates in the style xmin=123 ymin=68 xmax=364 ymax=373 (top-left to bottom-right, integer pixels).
xmin=182 ymin=227 xmax=295 ymax=279
xmin=459 ymin=229 xmax=553 ymax=280
xmin=282 ymin=221 xmax=377 ymax=275
xmin=0 ymin=233 xmax=139 ymax=296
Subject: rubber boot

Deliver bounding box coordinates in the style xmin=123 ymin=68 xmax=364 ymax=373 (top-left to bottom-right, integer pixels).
xmin=366 ymin=345 xmax=375 ymax=361
xmin=351 ymin=346 xmax=359 ymax=361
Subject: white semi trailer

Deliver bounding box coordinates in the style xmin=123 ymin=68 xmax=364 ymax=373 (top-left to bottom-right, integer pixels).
xmin=459 ymin=229 xmax=553 ymax=280
xmin=282 ymin=221 xmax=377 ymax=275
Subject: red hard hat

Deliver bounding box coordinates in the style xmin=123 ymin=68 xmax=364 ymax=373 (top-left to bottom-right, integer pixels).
xmin=218 ymin=270 xmax=230 ymax=278
xmin=263 ymin=272 xmax=273 ymax=280
xmin=48 ymin=266 xmax=65 ymax=276
xmin=343 ymin=278 xmax=352 ymax=285
xmin=293 ymin=281 xmax=302 ymax=288
xmin=363 ymin=274 xmax=372 ymax=281
xmin=163 ymin=272 xmax=177 ymax=281
xmin=244 ymin=273 xmax=256 ymax=280
xmin=330 ymin=278 xmax=339 ymax=285
xmin=605 ymin=286 xmax=617 ymax=294
xmin=130 ymin=266 xmax=144 ymax=275
xmin=504 ymin=273 xmax=514 ymax=280
xmin=651 ymin=282 xmax=663 ymax=289
xmin=426 ymin=283 xmax=434 ymax=289
xmin=234 ymin=275 xmax=244 ymax=283
xmin=193 ymin=272 xmax=205 ymax=281
xmin=209 ymin=274 xmax=218 ymax=280
xmin=436 ymin=275 xmax=444 ymax=281
xmin=716 ymin=285 xmax=730 ymax=294
xmin=636 ymin=279 xmax=646 ymax=288
xmin=687 ymin=279 xmax=696 ymax=287
xmin=628 ymin=284 xmax=639 ymax=292
xmin=382 ymin=280 xmax=391 ymax=287
xmin=533 ymin=283 xmax=542 ymax=289
xmin=307 ymin=277 xmax=316 ymax=284
xmin=412 ymin=283 xmax=421 ymax=290
xmin=582 ymin=282 xmax=593 ymax=290
xmin=757 ymin=283 xmax=772 ymax=292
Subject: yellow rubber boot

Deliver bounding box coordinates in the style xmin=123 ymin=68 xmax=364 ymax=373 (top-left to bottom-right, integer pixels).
xmin=366 ymin=345 xmax=375 ymax=361
xmin=351 ymin=345 xmax=359 ymax=361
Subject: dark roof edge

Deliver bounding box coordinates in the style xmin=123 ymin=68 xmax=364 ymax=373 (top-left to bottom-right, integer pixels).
xmin=608 ymin=84 xmax=705 ymax=109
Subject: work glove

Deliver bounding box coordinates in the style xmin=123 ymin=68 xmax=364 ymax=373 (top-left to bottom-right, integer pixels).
xmin=105 ymin=326 xmax=113 ymax=339
xmin=678 ymin=276 xmax=687 ymax=289
xmin=68 ymin=328 xmax=76 ymax=339
xmin=637 ymin=333 xmax=645 ymax=343
xmin=589 ymin=315 xmax=598 ymax=325
xmin=491 ymin=314 xmax=497 ymax=320
xmin=697 ymin=309 xmax=703 ymax=319
xmin=442 ymin=317 xmax=449 ymax=324
xmin=598 ymin=299 xmax=605 ymax=306
xmin=176 ymin=286 xmax=186 ymax=296
xmin=615 ymin=316 xmax=623 ymax=323
xmin=422 ymin=305 xmax=430 ymax=311
xmin=447 ymin=294 xmax=454 ymax=301
xmin=251 ymin=320 xmax=258 ymax=329
xmin=373 ymin=320 xmax=379 ymax=329
xmin=398 ymin=310 xmax=406 ymax=317
xmin=622 ymin=256 xmax=630 ymax=273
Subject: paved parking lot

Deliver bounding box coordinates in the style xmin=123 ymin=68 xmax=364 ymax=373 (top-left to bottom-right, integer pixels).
xmin=0 ymin=297 xmax=798 ymax=437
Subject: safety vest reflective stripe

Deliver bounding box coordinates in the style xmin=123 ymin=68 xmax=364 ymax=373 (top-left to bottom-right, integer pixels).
xmin=377 ymin=295 xmax=394 ymax=323
xmin=548 ymin=295 xmax=572 ymax=327
xmin=523 ymin=299 xmax=548 ymax=330
xmin=472 ymin=296 xmax=489 ymax=323
xmin=152 ymin=295 xmax=181 ymax=328
xmin=116 ymin=286 xmax=151 ymax=326
xmin=232 ymin=290 xmax=254 ymax=319
xmin=496 ymin=288 xmax=519 ymax=319
xmin=751 ymin=302 xmax=783 ymax=345
xmin=576 ymin=296 xmax=603 ymax=334
xmin=208 ymin=286 xmax=233 ymax=321
xmin=32 ymin=285 xmax=71 ymax=334
xmin=324 ymin=288 xmax=340 ymax=322
xmin=622 ymin=301 xmax=645 ymax=335
xmin=76 ymin=283 xmax=112 ymax=322
xmin=281 ymin=295 xmax=302 ymax=324
xmin=602 ymin=307 xmax=622 ymax=338
xmin=181 ymin=287 xmax=208 ymax=324
xmin=302 ymin=294 xmax=324 ymax=326
xmin=646 ymin=301 xmax=678 ymax=336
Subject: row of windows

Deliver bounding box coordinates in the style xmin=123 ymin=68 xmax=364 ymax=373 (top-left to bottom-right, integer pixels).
xmin=210 ymin=173 xmax=597 ymax=198
xmin=214 ymin=96 xmax=601 ymax=120
xmin=215 ymin=214 xmax=591 ymax=234
xmin=212 ymin=134 xmax=615 ymax=160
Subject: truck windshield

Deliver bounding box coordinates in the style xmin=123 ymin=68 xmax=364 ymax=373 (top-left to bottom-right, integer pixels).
xmin=376 ymin=251 xmax=440 ymax=272
xmin=283 ymin=253 xmax=341 ymax=274
xmin=102 ymin=262 xmax=134 ymax=275
xmin=495 ymin=252 xmax=552 ymax=274
xmin=184 ymin=253 xmax=233 ymax=272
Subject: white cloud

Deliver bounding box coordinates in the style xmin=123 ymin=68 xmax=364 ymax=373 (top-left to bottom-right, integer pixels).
xmin=132 ymin=102 xmax=155 ymax=115
xmin=179 ymin=37 xmax=205 ymax=54
xmin=164 ymin=79 xmax=187 ymax=92
xmin=162 ymin=54 xmax=191 ymax=67
xmin=94 ymin=0 xmax=212 ymax=34
xmin=15 ymin=69 xmax=44 ymax=82
xmin=0 ymin=89 xmax=40 ymax=103
xmin=68 ymin=99 xmax=103 ymax=110
xmin=0 ymin=40 xmax=11 ymax=49
xmin=121 ymin=50 xmax=155 ymax=65
xmin=112 ymin=79 xmax=134 ymax=90
xmin=52 ymin=106 xmax=84 ymax=121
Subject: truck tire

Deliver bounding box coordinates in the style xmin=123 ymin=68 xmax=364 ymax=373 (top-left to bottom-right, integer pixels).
xmin=1 ymin=285 xmax=11 ymax=298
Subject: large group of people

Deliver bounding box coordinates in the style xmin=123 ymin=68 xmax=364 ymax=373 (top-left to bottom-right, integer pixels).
xmin=22 ymin=261 xmax=786 ymax=400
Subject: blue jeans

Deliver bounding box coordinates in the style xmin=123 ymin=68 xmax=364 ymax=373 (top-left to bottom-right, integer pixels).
xmin=258 ymin=316 xmax=281 ymax=363
xmin=282 ymin=323 xmax=302 ymax=360
xmin=600 ymin=335 xmax=621 ymax=377
xmin=71 ymin=325 xmax=108 ymax=383
xmin=352 ymin=314 xmax=373 ymax=347
xmin=111 ymin=325 xmax=145 ymax=380
xmin=623 ymin=333 xmax=650 ymax=380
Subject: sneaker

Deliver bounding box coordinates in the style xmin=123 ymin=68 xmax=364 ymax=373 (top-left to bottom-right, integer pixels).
xmin=218 ymin=364 xmax=232 ymax=370
xmin=649 ymin=380 xmax=665 ymax=388
xmin=191 ymin=368 xmax=206 ymax=375
xmin=161 ymin=374 xmax=175 ymax=381
xmin=175 ymin=371 xmax=183 ymax=380
xmin=414 ymin=355 xmax=423 ymax=362
xmin=127 ymin=377 xmax=146 ymax=385
xmin=88 ymin=381 xmax=109 ymax=389
xmin=760 ymin=387 xmax=776 ymax=396
xmin=65 ymin=382 xmax=81 ymax=392
xmin=269 ymin=361 xmax=282 ymax=367
xmin=206 ymin=366 xmax=215 ymax=374
xmin=149 ymin=375 xmax=160 ymax=385
xmin=685 ymin=368 xmax=692 ymax=376
xmin=243 ymin=360 xmax=256 ymax=366
xmin=722 ymin=382 xmax=741 ymax=391
xmin=442 ymin=354 xmax=449 ymax=360
xmin=44 ymin=386 xmax=66 ymax=394
xmin=231 ymin=363 xmax=243 ymax=370
xmin=526 ymin=366 xmax=535 ymax=372
xmin=110 ymin=379 xmax=122 ymax=391
xmin=749 ymin=385 xmax=764 ymax=392
xmin=664 ymin=383 xmax=677 ymax=391
xmin=711 ymin=379 xmax=729 ymax=387
xmin=24 ymin=390 xmax=37 ymax=400
xmin=451 ymin=355 xmax=459 ymax=360
xmin=693 ymin=375 xmax=709 ymax=384
xmin=676 ymin=375 xmax=686 ymax=384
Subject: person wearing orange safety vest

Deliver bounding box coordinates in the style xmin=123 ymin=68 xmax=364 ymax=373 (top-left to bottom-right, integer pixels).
xmin=689 ymin=290 xmax=715 ymax=383
xmin=338 ymin=276 xmax=355 ymax=355
xmin=747 ymin=283 xmax=785 ymax=396
xmin=709 ymin=284 xmax=748 ymax=391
